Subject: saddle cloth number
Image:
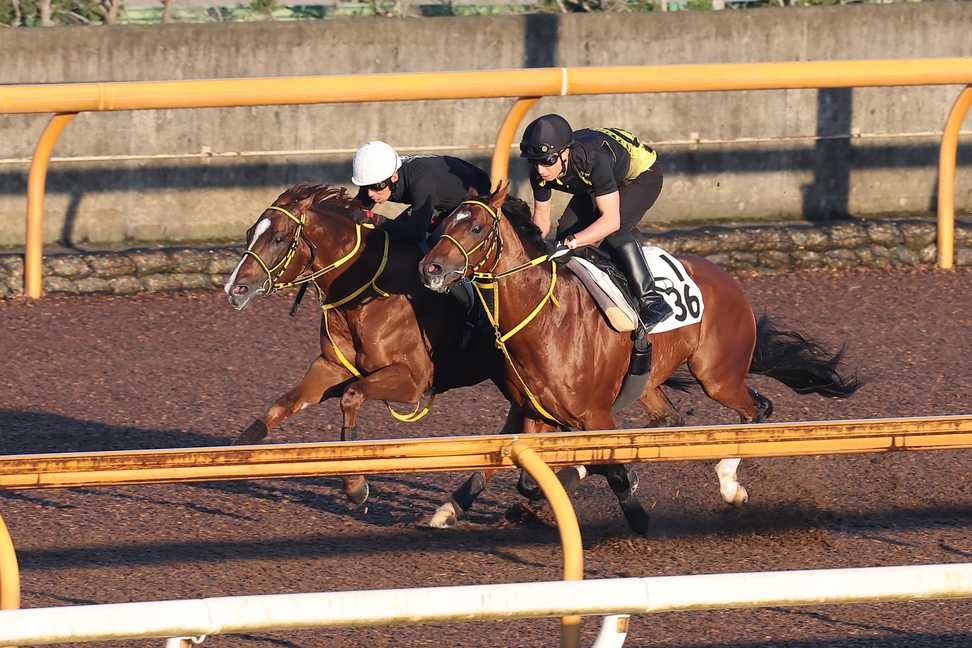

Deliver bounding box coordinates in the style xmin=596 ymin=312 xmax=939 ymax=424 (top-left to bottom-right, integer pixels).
xmin=566 ymin=245 xmax=704 ymax=334
xmin=643 ymin=246 xmax=704 ymax=333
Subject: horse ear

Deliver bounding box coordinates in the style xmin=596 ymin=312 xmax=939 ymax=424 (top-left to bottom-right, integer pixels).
xmin=489 ymin=181 xmax=509 ymax=208
xmin=297 ymin=194 xmax=315 ymax=212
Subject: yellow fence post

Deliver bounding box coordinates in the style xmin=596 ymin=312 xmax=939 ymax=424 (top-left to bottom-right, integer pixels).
xmin=510 ymin=442 xmax=583 ymax=648
xmin=25 ymin=112 xmax=77 ymax=299
xmin=937 ymin=85 xmax=972 ymax=270
xmin=490 ymin=97 xmax=540 ymax=191
xmin=0 ymin=513 xmax=21 ymax=648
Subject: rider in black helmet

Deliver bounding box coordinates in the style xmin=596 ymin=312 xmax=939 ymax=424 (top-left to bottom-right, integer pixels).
xmin=520 ymin=113 xmax=674 ymax=333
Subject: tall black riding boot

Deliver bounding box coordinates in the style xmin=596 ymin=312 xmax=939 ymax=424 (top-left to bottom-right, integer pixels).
xmin=613 ymin=240 xmax=674 ymax=333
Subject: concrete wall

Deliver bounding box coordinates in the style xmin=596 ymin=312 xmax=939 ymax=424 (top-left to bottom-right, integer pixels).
xmin=1 ymin=4 xmax=971 ymax=248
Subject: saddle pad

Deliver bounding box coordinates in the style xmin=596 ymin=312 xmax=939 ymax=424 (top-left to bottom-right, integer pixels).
xmin=566 ymin=245 xmax=704 ymax=334
xmin=566 ymin=256 xmax=638 ymax=332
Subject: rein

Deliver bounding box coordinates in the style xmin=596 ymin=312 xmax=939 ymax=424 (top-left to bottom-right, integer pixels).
xmin=244 ymin=205 xmax=368 ymax=294
xmin=244 ymin=203 xmax=431 ymax=423
xmin=440 ymin=199 xmax=563 ymax=426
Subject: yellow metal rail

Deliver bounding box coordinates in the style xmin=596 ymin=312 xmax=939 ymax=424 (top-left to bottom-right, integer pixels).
xmin=0 ymin=514 xmax=19 ymax=648
xmin=2 ymin=58 xmax=971 ymax=297
xmin=511 ymin=443 xmax=583 ymax=648
xmin=4 ymin=60 xmax=972 ymax=114
xmin=1 ymin=414 xmax=969 ymax=647
xmin=1 ymin=415 xmax=969 ymax=490
xmin=938 ymin=86 xmax=972 ymax=269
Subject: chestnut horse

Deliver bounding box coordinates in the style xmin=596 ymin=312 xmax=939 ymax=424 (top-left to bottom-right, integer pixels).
xmin=225 ymin=183 xmax=698 ymax=530
xmin=224 ymin=183 xmax=510 ymax=509
xmin=420 ymin=184 xmax=860 ymax=531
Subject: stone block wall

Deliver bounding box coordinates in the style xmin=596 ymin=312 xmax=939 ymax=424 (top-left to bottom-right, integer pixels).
xmin=1 ymin=218 xmax=968 ymax=299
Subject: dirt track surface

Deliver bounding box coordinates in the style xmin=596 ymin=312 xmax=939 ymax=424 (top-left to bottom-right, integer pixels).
xmin=1 ymin=267 xmax=971 ymax=648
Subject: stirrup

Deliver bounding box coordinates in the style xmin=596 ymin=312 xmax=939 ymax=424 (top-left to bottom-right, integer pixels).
xmin=639 ymin=297 xmax=674 ymax=330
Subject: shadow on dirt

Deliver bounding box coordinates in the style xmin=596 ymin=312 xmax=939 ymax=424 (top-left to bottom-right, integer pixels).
xmin=626 ymin=634 xmax=972 ymax=648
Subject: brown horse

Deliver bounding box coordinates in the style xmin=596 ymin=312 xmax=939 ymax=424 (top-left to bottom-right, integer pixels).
xmin=419 ymin=184 xmax=860 ymax=531
xmin=224 ymin=182 xmax=697 ymax=531
xmin=224 ymin=183 xmax=510 ymax=509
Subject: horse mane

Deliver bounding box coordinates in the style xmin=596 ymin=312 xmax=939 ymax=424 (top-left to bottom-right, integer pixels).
xmin=276 ymin=182 xmax=359 ymax=220
xmin=500 ymin=195 xmax=546 ymax=254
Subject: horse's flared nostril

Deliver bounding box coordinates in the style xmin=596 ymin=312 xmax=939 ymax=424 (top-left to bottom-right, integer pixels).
xmin=232 ymin=285 xmax=248 ymax=296
xmin=425 ymin=262 xmax=442 ymax=276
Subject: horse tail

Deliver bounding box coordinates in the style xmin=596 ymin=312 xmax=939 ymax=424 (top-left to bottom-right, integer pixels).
xmin=749 ymin=313 xmax=862 ymax=398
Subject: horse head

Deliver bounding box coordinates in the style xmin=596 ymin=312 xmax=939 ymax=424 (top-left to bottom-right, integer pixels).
xmin=225 ymin=183 xmax=371 ymax=310
xmin=420 ymin=183 xmax=508 ymax=293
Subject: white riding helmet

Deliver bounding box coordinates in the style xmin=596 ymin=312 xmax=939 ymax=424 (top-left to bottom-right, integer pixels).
xmin=351 ymin=140 xmax=402 ymax=187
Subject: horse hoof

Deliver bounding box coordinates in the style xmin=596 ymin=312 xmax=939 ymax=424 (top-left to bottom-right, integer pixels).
xmin=503 ymin=501 xmax=555 ymax=527
xmin=233 ymin=419 xmax=269 ymax=445
xmin=424 ymin=502 xmax=459 ymax=529
xmin=732 ymin=485 xmax=749 ymax=506
xmin=516 ymin=475 xmax=544 ymax=502
xmin=622 ymin=503 xmax=651 ymax=536
xmin=732 ymin=484 xmax=749 ymax=506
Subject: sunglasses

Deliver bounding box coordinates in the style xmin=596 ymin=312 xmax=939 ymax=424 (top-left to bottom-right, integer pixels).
xmin=533 ymin=153 xmax=561 ymax=167
xmin=366 ymin=179 xmax=392 ymax=191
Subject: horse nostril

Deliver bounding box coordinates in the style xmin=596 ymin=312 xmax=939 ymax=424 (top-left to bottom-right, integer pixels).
xmin=425 ymin=262 xmax=442 ymax=276
xmin=232 ymin=285 xmax=248 ymax=296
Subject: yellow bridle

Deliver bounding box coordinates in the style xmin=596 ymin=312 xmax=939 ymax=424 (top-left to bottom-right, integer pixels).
xmin=243 ymin=205 xmax=370 ymax=295
xmin=439 ymin=200 xmax=563 ymax=426
xmin=241 ymin=204 xmax=431 ymax=423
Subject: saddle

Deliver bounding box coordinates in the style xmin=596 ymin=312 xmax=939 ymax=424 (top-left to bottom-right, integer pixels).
xmin=565 ymin=245 xmax=704 ymax=335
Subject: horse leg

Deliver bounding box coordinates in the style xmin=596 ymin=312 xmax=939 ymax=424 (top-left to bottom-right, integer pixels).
xmin=233 ymin=355 xmax=351 ymax=445
xmin=425 ymin=405 xmax=524 ymax=528
xmin=637 ymin=341 xmax=687 ymax=427
xmin=582 ymin=407 xmax=651 ymax=536
xmin=689 ymin=356 xmax=771 ymax=507
xmin=517 ymin=465 xmax=589 ymax=502
xmin=338 ymin=364 xmax=428 ymax=509
xmin=638 ymin=386 xmax=684 ymax=427
xmin=713 ymin=387 xmax=772 ymax=506
xmin=503 ymin=416 xmax=591 ymax=526
xmin=514 ymin=417 xmax=586 ymax=502
xmin=426 ymin=469 xmax=497 ymax=528
xmin=587 ymin=463 xmax=650 ymax=536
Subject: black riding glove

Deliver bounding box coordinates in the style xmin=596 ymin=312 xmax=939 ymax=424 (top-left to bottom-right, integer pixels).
xmin=546 ymin=240 xmax=574 ymax=265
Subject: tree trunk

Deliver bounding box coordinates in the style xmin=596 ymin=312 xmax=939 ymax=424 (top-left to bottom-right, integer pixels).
xmin=106 ymin=0 xmax=120 ymax=23
xmin=39 ymin=0 xmax=53 ymax=25
xmin=12 ymin=0 xmax=22 ymax=26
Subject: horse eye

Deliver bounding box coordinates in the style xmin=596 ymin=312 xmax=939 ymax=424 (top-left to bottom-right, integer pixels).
xmin=273 ymin=234 xmax=285 ymax=244
xmin=471 ymin=224 xmax=484 ymax=234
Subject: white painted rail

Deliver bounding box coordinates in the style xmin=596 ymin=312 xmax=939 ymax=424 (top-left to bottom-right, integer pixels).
xmin=1 ymin=563 xmax=970 ymax=645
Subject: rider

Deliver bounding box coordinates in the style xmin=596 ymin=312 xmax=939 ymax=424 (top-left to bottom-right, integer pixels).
xmin=350 ymin=140 xmax=493 ymax=346
xmin=519 ymin=113 xmax=674 ymax=333
xmin=351 ymin=140 xmax=491 ymax=246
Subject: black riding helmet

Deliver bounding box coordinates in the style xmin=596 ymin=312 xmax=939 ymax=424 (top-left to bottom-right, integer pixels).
xmin=519 ymin=114 xmax=574 ymax=163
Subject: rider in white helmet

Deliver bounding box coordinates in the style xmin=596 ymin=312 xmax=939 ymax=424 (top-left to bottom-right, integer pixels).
xmin=351 ymin=140 xmax=491 ymax=246
xmin=351 ymin=140 xmax=493 ymax=348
